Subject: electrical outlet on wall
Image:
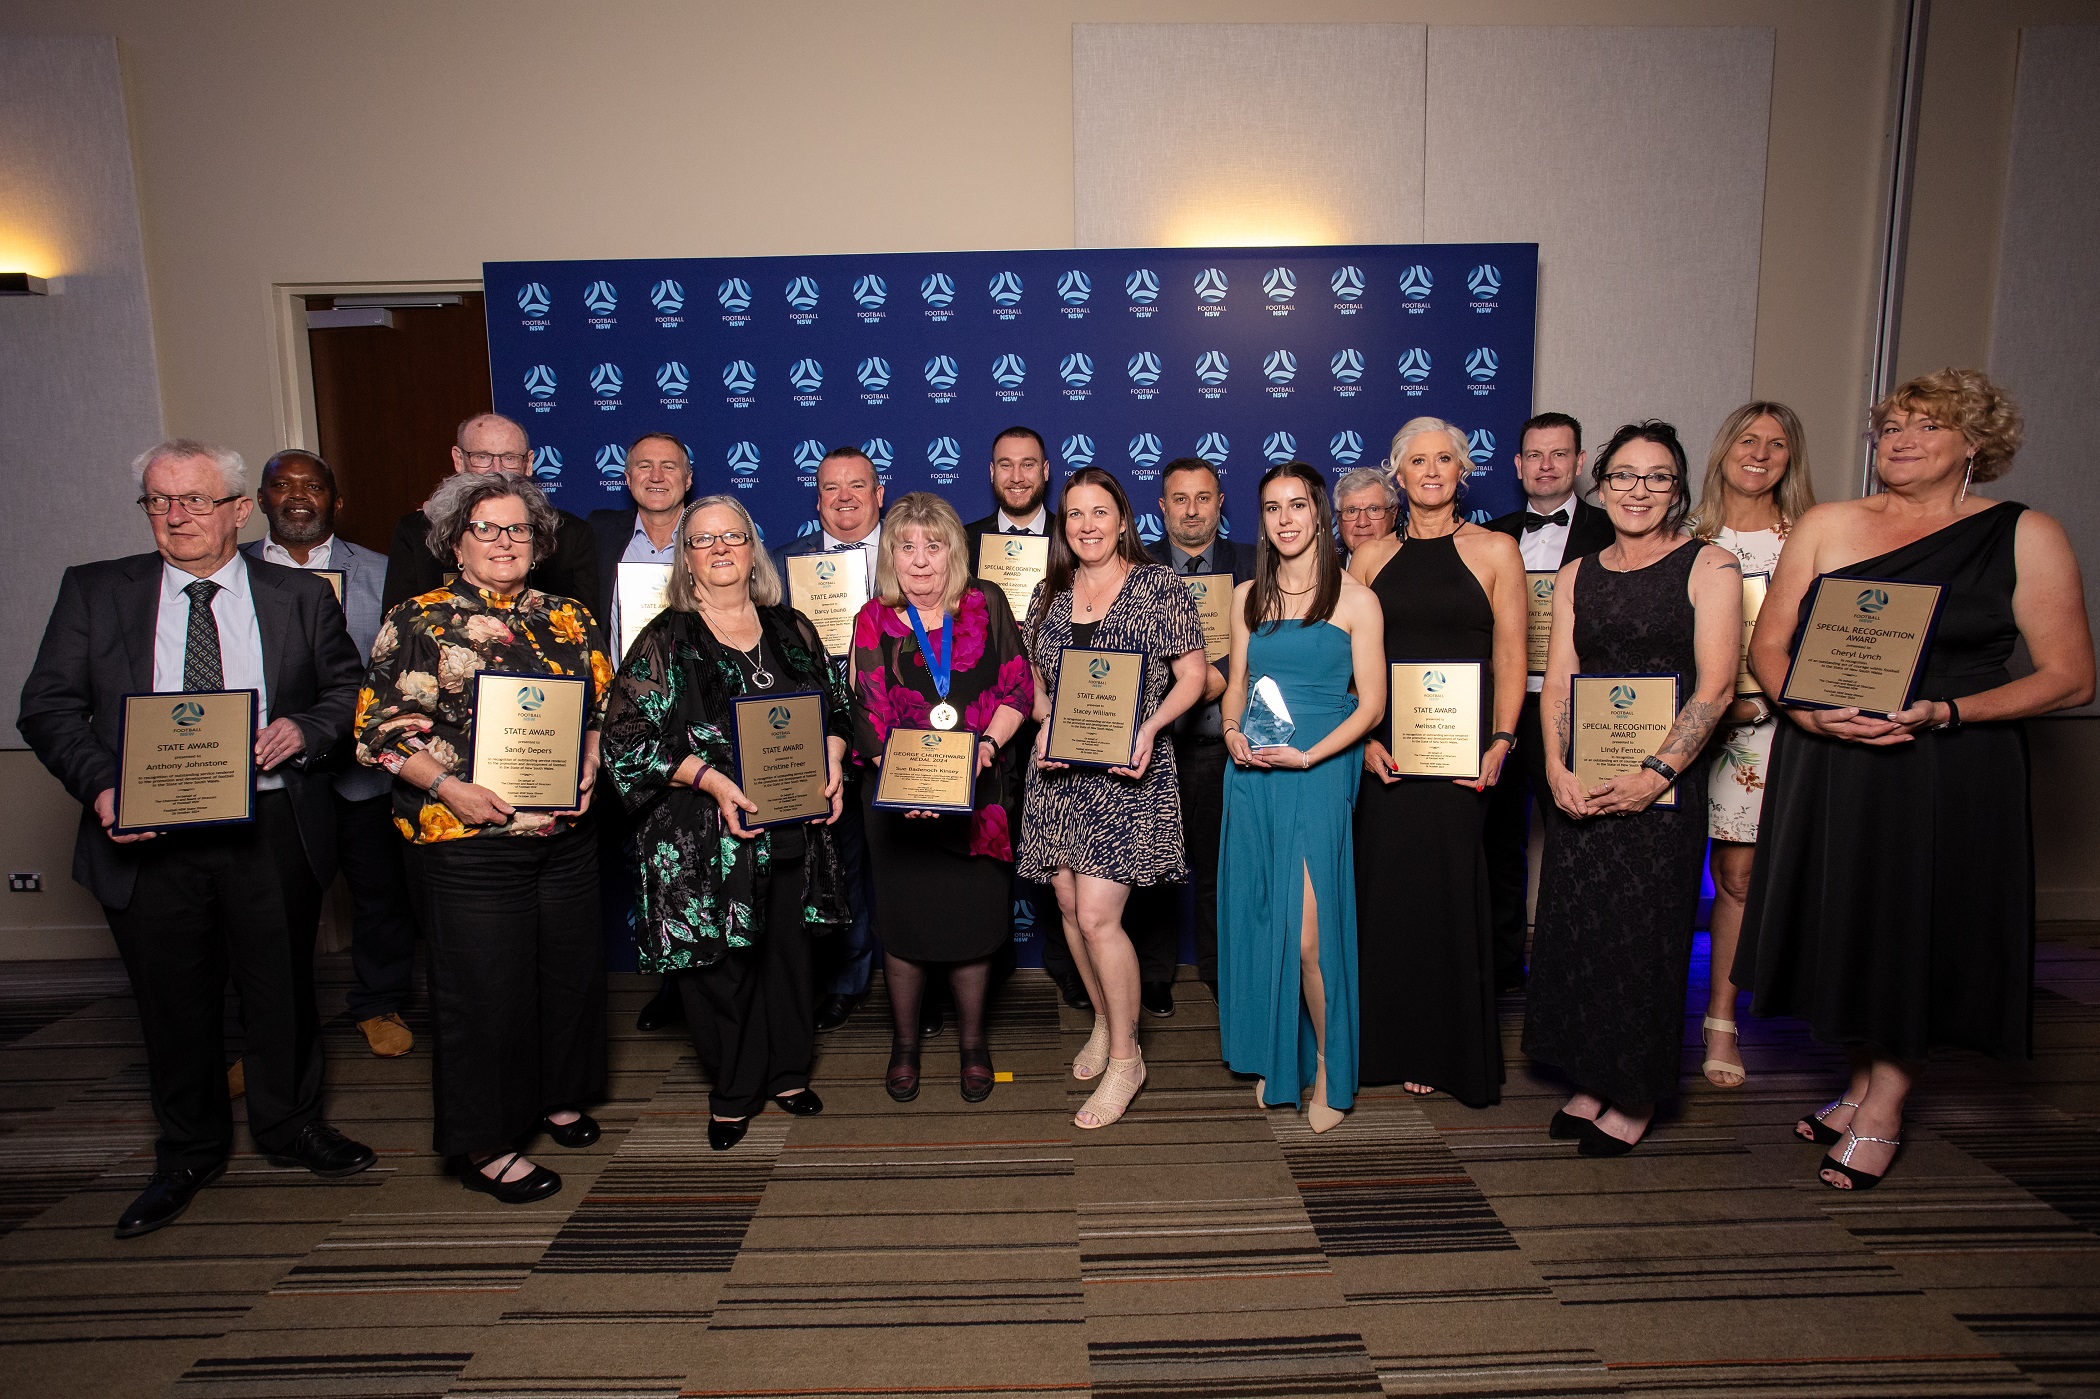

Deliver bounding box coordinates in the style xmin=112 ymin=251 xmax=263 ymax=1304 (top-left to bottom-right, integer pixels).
xmin=9 ymin=873 xmax=42 ymax=893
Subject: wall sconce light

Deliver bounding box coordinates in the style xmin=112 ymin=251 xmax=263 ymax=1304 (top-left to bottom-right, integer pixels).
xmin=0 ymin=273 xmax=50 ymax=296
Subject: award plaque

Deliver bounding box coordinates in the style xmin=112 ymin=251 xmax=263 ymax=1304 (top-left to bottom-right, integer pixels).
xmin=872 ymin=727 xmax=978 ymax=814
xmin=975 ymin=533 xmax=1050 ymax=616
xmin=785 ymin=550 xmax=870 ymax=657
xmin=730 ymin=690 xmax=831 ymax=827
xmin=616 ymin=561 xmax=673 ymax=662
xmin=1387 ymin=661 xmax=1484 ymax=780
xmin=1524 ymin=572 xmax=1557 ymax=676
xmin=1779 ymin=575 xmax=1944 ymax=718
xmin=113 ymin=690 xmax=257 ymax=834
xmin=1736 ymin=572 xmax=1769 ymax=697
xmin=1570 ymin=673 xmax=1679 ymax=810
xmin=312 ymin=569 xmax=346 ymax=605
xmin=1183 ymin=572 xmax=1235 ymax=662
xmin=1043 ymin=647 xmax=1146 ymax=769
xmin=469 ymin=670 xmax=589 ymax=810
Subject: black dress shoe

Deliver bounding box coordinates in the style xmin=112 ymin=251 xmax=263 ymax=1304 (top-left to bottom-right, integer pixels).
xmin=885 ymin=1047 xmax=921 ymax=1103
xmin=814 ymin=993 xmax=860 ymax=1033
xmin=1577 ymin=1118 xmax=1642 ymax=1157
xmin=541 ymin=1110 xmax=601 ymax=1148
xmin=919 ymin=1001 xmax=944 ymax=1038
xmin=1053 ymin=973 xmax=1092 ymax=1012
xmin=1548 ymin=1109 xmax=1593 ymax=1140
xmin=264 ymin=1121 xmax=376 ymax=1179
xmin=635 ymin=978 xmax=685 ymax=1031
xmin=459 ymin=1151 xmax=562 ymax=1204
xmin=115 ymin=1161 xmax=225 ymax=1239
xmin=770 ymin=1089 xmax=823 ymax=1115
xmin=1140 ymin=981 xmax=1175 ymax=1018
xmin=708 ymin=1116 xmax=752 ymax=1151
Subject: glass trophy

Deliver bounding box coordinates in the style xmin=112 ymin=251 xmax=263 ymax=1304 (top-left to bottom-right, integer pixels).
xmin=1242 ymin=675 xmax=1297 ymax=749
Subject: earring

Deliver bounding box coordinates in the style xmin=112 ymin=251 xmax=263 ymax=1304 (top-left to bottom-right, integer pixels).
xmin=1958 ymin=456 xmax=1974 ymax=506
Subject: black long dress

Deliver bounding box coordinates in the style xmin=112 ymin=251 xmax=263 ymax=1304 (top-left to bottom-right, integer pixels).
xmin=1355 ymin=534 xmax=1503 ymax=1105
xmin=1522 ymin=537 xmax=1711 ymax=1107
xmin=1735 ymin=503 xmax=2033 ymax=1061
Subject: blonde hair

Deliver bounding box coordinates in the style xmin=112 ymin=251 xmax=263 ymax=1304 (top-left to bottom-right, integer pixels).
xmin=874 ymin=492 xmax=970 ymax=616
xmin=1386 ymin=415 xmax=1473 ymax=506
xmin=1688 ymin=401 xmax=1817 ymax=540
xmin=1871 ymin=367 xmax=2023 ymax=483
xmin=664 ymin=496 xmax=781 ymax=611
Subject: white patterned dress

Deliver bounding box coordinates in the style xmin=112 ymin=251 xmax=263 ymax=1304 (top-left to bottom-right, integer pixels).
xmin=1708 ymin=526 xmax=1785 ymax=842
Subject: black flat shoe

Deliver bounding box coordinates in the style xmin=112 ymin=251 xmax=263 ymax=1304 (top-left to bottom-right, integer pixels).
xmin=885 ymin=1047 xmax=921 ymax=1103
xmin=1548 ymin=1109 xmax=1594 ymax=1140
xmin=708 ymin=1116 xmax=752 ymax=1151
xmin=960 ymin=1046 xmax=995 ymax=1103
xmin=635 ymin=979 xmax=685 ymax=1032
xmin=115 ymin=1161 xmax=226 ymax=1239
xmin=460 ymin=1151 xmax=561 ymax=1204
xmin=541 ymin=1110 xmax=600 ymax=1148
xmin=770 ymin=1089 xmax=823 ymax=1115
xmin=264 ymin=1120 xmax=376 ymax=1178
xmin=1140 ymin=981 xmax=1174 ymax=1018
xmin=1576 ymin=1118 xmax=1642 ymax=1157
xmin=1053 ymin=974 xmax=1092 ymax=1012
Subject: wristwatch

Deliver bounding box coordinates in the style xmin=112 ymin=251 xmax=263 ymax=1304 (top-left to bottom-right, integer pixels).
xmin=1640 ymin=754 xmax=1679 ymax=783
xmin=1489 ymin=730 xmax=1518 ymax=752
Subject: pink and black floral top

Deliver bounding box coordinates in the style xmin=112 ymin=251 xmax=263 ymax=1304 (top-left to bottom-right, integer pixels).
xmin=850 ymin=581 xmax=1032 ymax=861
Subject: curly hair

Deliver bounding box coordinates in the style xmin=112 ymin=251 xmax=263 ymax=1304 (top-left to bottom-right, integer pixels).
xmin=424 ymin=470 xmax=560 ymax=563
xmin=1871 ymin=367 xmax=2023 ymax=483
xmin=874 ymin=492 xmax=971 ymax=616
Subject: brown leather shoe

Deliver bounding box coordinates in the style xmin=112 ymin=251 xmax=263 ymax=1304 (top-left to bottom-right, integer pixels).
xmin=358 ymin=1013 xmax=414 ymax=1058
xmin=227 ymin=1059 xmax=245 ymax=1098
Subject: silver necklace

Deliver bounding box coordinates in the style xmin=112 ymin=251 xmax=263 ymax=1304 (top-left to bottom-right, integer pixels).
xmin=704 ymin=607 xmax=774 ymax=687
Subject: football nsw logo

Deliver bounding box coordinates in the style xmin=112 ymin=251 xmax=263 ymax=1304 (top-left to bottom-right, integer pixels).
xmin=1857 ymin=588 xmax=1889 ymax=615
xmin=1465 ymin=347 xmax=1500 ymax=395
xmin=991 ymin=353 xmax=1027 ymax=390
xmin=726 ymin=441 xmax=761 ymax=479
xmin=925 ymin=437 xmax=962 ymax=480
xmin=171 ymin=700 xmax=205 ymax=730
xmin=923 ymin=355 xmax=959 ymax=400
xmin=988 ymin=270 xmax=1024 ymax=312
xmin=1125 ymin=268 xmax=1160 ymax=317
xmin=1467 ymin=263 xmax=1502 ymax=312
xmin=1062 ymin=434 xmax=1095 ymax=467
xmin=784 ymin=276 xmax=820 ymax=313
xmin=516 ymin=282 xmax=551 ymax=325
xmin=1263 ymin=431 xmax=1297 ymax=464
xmin=718 ymin=277 xmax=752 ymax=314
xmin=1196 ymin=432 xmax=1230 ymax=466
xmin=1262 ymin=267 xmax=1296 ymax=305
xmin=1330 ymin=431 xmax=1364 ymax=465
xmin=1128 ymin=434 xmax=1163 ymax=472
xmin=517 ymin=685 xmax=546 ymax=713
xmin=656 ymin=361 xmax=689 ymax=406
xmin=1609 ymin=684 xmax=1637 ymax=711
xmin=583 ymin=280 xmax=618 ymax=315
xmin=589 ymin=363 xmax=622 ymax=406
xmin=1331 ymin=265 xmax=1366 ymax=313
xmin=1194 ymin=351 xmax=1229 ymax=397
xmin=857 ymin=357 xmax=891 ymax=403
xmin=650 ymin=279 xmax=685 ymax=314
xmin=530 ymin=446 xmax=562 ymax=481
xmin=1193 ymin=267 xmax=1229 ymax=305
xmin=853 ymin=275 xmax=888 ymax=309
xmin=1060 ymin=353 xmax=1095 ymax=394
xmin=523 ymin=364 xmax=557 ymax=400
xmin=921 ymin=272 xmax=956 ymax=320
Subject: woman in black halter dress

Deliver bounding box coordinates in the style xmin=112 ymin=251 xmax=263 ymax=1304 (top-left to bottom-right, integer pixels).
xmin=1350 ymin=419 xmax=1527 ymax=1107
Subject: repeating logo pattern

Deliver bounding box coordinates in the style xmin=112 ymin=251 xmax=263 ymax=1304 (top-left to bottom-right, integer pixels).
xmin=723 ymin=360 xmax=757 ymax=394
xmin=651 ymin=280 xmax=685 ymax=313
xmin=1058 ymin=271 xmax=1092 ymax=305
xmin=517 ymin=283 xmax=552 ymax=317
xmin=853 ymin=275 xmax=887 ymax=310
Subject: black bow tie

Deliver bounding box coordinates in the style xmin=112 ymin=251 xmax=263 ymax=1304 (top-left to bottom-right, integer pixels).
xmin=1522 ymin=509 xmax=1569 ymax=532
xmin=1003 ymin=526 xmax=1030 ymax=535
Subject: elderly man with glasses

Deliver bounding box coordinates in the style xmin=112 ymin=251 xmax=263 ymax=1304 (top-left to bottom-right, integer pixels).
xmin=1333 ymin=468 xmax=1399 ymax=562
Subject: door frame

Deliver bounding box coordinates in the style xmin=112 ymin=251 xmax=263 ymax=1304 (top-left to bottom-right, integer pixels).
xmin=268 ymin=278 xmax=484 ymax=453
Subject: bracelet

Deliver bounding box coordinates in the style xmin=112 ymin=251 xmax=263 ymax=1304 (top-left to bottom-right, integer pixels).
xmin=1221 ymin=720 xmax=1241 ymax=733
xmin=690 ymin=760 xmax=711 ymax=788
xmin=1640 ymin=754 xmax=1679 ymax=783
xmin=1747 ymin=697 xmax=1772 ymax=725
xmin=1488 ymin=730 xmax=1518 ymax=752
xmin=428 ymin=772 xmax=450 ymax=798
xmin=1933 ymin=697 xmax=1962 ymax=732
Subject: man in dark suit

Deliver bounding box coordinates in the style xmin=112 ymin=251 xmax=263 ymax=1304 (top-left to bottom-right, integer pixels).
xmin=243 ymin=449 xmax=416 ymax=1060
xmin=19 ymin=439 xmax=376 ymax=1239
xmin=1131 ymin=457 xmax=1254 ymax=1011
xmin=1481 ymin=412 xmax=1615 ymax=989
xmin=381 ymin=412 xmax=599 ymax=615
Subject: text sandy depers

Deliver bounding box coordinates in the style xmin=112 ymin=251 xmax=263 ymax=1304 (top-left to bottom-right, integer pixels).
xmin=470 ymin=671 xmax=589 ymax=810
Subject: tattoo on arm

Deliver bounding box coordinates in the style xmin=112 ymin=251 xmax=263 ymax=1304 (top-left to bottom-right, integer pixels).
xmin=1551 ymin=698 xmax=1571 ymax=760
xmin=1658 ymin=698 xmax=1725 ymax=766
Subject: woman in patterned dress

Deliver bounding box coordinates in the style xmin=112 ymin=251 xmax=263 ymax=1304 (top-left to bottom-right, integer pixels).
xmin=1685 ymin=403 xmax=1816 ymax=1087
xmin=1017 ymin=467 xmax=1210 ymax=1129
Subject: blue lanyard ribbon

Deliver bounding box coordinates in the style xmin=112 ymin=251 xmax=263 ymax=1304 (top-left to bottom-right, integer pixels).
xmin=905 ymin=603 xmax=953 ymax=701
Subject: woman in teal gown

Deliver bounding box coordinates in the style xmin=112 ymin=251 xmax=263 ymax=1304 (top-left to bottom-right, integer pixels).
xmin=1218 ymin=462 xmax=1389 ymax=1131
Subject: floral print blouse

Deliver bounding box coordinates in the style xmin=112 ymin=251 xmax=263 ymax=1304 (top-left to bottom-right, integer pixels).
xmin=850 ymin=582 xmax=1033 ymax=861
xmin=355 ymin=581 xmax=612 ymax=843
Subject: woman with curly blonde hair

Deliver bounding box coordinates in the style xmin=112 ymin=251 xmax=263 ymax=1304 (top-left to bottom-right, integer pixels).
xmin=1735 ymin=368 xmax=2093 ymax=1191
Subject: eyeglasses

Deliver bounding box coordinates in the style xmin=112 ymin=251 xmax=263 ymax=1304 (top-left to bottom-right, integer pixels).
xmin=684 ymin=530 xmax=751 ymax=549
xmin=1338 ymin=504 xmax=1391 ymax=520
xmin=464 ymin=520 xmax=534 ymax=542
xmin=461 ymin=450 xmax=530 ymax=470
xmin=139 ymin=493 xmax=243 ymax=516
xmin=1602 ymin=471 xmax=1680 ymax=493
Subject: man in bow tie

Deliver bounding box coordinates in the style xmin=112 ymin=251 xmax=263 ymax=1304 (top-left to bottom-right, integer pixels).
xmin=1482 ymin=413 xmax=1614 ymax=990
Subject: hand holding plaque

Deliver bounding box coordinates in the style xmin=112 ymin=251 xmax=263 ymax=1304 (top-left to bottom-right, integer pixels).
xmin=1387 ymin=661 xmax=1483 ymax=780
xmin=731 ymin=691 xmax=832 ymax=827
xmin=1569 ymin=673 xmax=1678 ymax=811
xmin=114 ymin=690 xmax=258 ymax=834
xmin=471 ymin=671 xmax=590 ymax=810
xmin=872 ymin=727 xmax=978 ymax=814
xmin=1043 ymin=648 xmax=1145 ymax=770
xmin=1779 ymin=575 xmax=1943 ymax=718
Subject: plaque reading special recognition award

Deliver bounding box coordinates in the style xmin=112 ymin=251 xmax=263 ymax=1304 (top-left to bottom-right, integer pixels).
xmin=1570 ymin=673 xmax=1679 ymax=810
xmin=114 ymin=690 xmax=258 ymax=834
xmin=1044 ymin=648 xmax=1146 ymax=769
xmin=615 ymin=561 xmax=673 ymax=662
xmin=469 ymin=670 xmax=589 ymax=810
xmin=1779 ymin=575 xmax=1944 ymax=718
xmin=1524 ymin=572 xmax=1557 ymax=675
xmin=1388 ymin=661 xmax=1484 ymax=780
xmin=1183 ymin=573 xmax=1234 ymax=662
xmin=975 ymin=533 xmax=1050 ymax=616
xmin=872 ymin=727 xmax=978 ymax=814
xmin=730 ymin=691 xmax=831 ymax=827
xmin=1736 ymin=572 xmax=1769 ymax=696
xmin=785 ymin=549 xmax=870 ymax=658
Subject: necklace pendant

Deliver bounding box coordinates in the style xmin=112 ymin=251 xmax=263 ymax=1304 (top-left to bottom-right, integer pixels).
xmin=929 ymin=702 xmax=959 ymax=731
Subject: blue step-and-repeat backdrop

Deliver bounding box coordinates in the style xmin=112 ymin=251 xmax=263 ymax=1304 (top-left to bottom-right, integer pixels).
xmin=483 ymin=243 xmax=1538 ymax=545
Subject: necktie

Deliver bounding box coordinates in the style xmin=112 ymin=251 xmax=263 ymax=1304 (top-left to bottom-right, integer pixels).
xmin=1003 ymin=526 xmax=1029 ymax=535
xmin=826 ymin=541 xmax=857 ymax=553
xmin=183 ymin=579 xmax=224 ymax=690
xmin=1522 ymin=509 xmax=1569 ymax=532
xmin=1184 ymin=554 xmax=1204 ymax=575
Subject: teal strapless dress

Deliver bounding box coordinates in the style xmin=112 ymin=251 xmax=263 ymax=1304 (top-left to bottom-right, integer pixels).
xmin=1217 ymin=620 xmax=1362 ymax=1108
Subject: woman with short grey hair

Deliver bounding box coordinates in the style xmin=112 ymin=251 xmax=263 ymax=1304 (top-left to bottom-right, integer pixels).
xmin=1333 ymin=468 xmax=1398 ymax=560
xmin=423 ymin=471 xmax=562 ymax=567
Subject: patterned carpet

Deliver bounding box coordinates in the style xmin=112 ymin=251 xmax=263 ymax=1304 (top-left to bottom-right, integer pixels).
xmin=0 ymin=926 xmax=2095 ymax=1399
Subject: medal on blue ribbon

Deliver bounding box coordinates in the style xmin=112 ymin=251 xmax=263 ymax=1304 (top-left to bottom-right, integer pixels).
xmin=907 ymin=603 xmax=959 ymax=730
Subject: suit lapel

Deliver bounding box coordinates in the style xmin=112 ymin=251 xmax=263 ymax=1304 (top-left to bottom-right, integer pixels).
xmin=247 ymin=555 xmax=293 ymax=710
xmin=120 ymin=555 xmax=162 ymax=692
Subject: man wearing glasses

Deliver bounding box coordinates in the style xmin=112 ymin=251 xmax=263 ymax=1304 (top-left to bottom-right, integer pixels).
xmin=1332 ymin=469 xmax=1399 ymax=563
xmin=19 ymin=439 xmax=376 ymax=1238
xmin=381 ymin=412 xmax=600 ymax=613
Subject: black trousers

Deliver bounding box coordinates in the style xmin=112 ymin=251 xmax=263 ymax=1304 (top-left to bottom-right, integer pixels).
xmin=411 ymin=824 xmax=606 ymax=1158
xmin=1125 ymin=736 xmax=1228 ymax=984
xmin=676 ymin=854 xmax=815 ymax=1117
xmin=102 ymin=791 xmax=323 ymax=1170
xmin=336 ymin=791 xmax=418 ymax=1019
xmin=1483 ymin=693 xmax=1552 ymax=982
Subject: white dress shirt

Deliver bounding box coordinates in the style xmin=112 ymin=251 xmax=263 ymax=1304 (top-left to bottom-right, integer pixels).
xmin=1518 ymin=496 xmax=1574 ymax=695
xmin=822 ymin=522 xmax=882 ymax=557
xmin=260 ymin=534 xmax=335 ymax=569
xmin=154 ymin=553 xmax=279 ymax=789
xmin=996 ymin=507 xmax=1047 ymax=534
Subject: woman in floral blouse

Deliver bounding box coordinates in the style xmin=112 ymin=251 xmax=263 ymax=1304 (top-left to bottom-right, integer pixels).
xmin=850 ymin=493 xmax=1033 ymax=1104
xmin=355 ymin=471 xmax=612 ymax=1206
xmin=600 ymin=495 xmax=850 ymax=1151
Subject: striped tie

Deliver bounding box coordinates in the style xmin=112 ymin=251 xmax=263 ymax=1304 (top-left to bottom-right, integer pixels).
xmin=182 ymin=579 xmax=224 ymax=690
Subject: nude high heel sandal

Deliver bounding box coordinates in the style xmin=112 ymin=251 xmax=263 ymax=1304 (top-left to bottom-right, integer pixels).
xmin=1701 ymin=1016 xmax=1746 ymax=1088
xmin=1307 ymin=1054 xmax=1344 ymax=1134
xmin=1072 ymin=1016 xmax=1111 ymax=1081
xmin=1075 ymin=1051 xmax=1145 ymax=1129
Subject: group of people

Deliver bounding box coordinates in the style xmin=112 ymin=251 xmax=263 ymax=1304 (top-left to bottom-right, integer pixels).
xmin=18 ymin=364 xmax=2090 ymax=1236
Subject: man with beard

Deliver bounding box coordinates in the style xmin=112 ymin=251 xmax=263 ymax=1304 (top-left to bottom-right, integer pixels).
xmin=243 ymin=450 xmax=417 ymax=1059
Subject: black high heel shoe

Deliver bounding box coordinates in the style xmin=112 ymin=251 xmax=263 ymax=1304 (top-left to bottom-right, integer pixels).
xmin=460 ymin=1151 xmax=562 ymax=1204
xmin=708 ymin=1116 xmax=752 ymax=1151
xmin=771 ymin=1089 xmax=823 ymax=1115
xmin=1820 ymin=1128 xmax=1901 ymax=1190
xmin=885 ymin=1046 xmax=921 ymax=1103
xmin=959 ymin=1046 xmax=995 ymax=1103
xmin=1796 ymin=1098 xmax=1861 ymax=1146
xmin=541 ymin=1110 xmax=600 ymax=1148
xmin=1549 ymin=1109 xmax=1595 ymax=1140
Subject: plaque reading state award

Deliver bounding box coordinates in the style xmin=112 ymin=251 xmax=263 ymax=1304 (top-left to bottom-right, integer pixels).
xmin=872 ymin=727 xmax=978 ymax=814
xmin=1736 ymin=572 xmax=1769 ymax=696
xmin=1044 ymin=648 xmax=1146 ymax=769
xmin=1524 ymin=571 xmax=1557 ymax=675
xmin=1570 ymin=673 xmax=1679 ymax=810
xmin=470 ymin=671 xmax=589 ymax=810
xmin=1182 ymin=573 xmax=1235 ymax=662
xmin=1779 ymin=575 xmax=1943 ymax=718
xmin=616 ymin=561 xmax=673 ymax=662
xmin=1387 ymin=661 xmax=1483 ymax=780
xmin=731 ymin=691 xmax=831 ymax=827
xmin=114 ymin=689 xmax=257 ymax=834
xmin=975 ymin=533 xmax=1050 ymax=616
xmin=785 ymin=550 xmax=870 ymax=657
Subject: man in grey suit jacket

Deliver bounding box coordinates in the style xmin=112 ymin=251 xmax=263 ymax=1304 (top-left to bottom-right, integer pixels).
xmin=19 ymin=439 xmax=375 ymax=1239
xmin=245 ymin=449 xmax=418 ymax=1059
